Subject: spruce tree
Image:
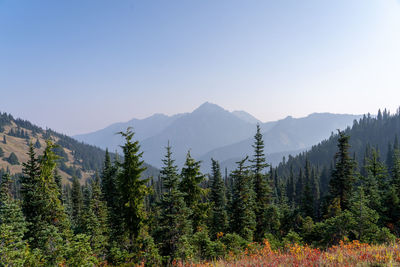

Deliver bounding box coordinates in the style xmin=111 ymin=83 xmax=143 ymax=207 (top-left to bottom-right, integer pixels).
xmin=209 ymin=159 xmax=228 ymax=239
xmin=329 ymin=131 xmax=356 ymax=211
xmin=100 ymin=148 xmax=122 ymax=243
xmin=0 ymin=173 xmax=29 ymax=265
xmin=362 ymin=148 xmax=387 ymax=214
xmin=117 ymin=128 xmax=149 ymax=252
xmin=231 ymin=157 xmax=256 ymax=241
xmin=71 ymin=175 xmax=83 ymax=232
xmin=179 ymin=150 xmax=207 ymax=232
xmin=21 ymin=143 xmax=40 ymax=232
xmin=249 ymin=124 xmax=271 ymax=241
xmin=155 ymin=143 xmax=192 ymax=261
xmin=80 ymin=174 xmax=109 ymax=259
xmin=286 ymin=165 xmax=296 ymax=208
xmin=24 ymin=141 xmax=71 ymax=264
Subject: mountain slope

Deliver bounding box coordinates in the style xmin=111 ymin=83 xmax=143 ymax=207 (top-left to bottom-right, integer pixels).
xmin=74 ymin=113 xmax=185 ymax=151
xmin=199 ymin=113 xmax=361 ymax=172
xmin=275 ymin=110 xmax=395 ymax=185
xmin=0 ymin=112 xmax=159 ymax=184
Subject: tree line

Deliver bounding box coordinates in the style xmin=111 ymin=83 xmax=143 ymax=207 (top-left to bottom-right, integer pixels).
xmin=2 ymin=110 xmax=400 ymax=265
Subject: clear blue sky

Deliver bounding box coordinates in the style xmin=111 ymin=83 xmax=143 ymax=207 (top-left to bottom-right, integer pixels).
xmin=1 ymin=0 xmax=400 ymax=135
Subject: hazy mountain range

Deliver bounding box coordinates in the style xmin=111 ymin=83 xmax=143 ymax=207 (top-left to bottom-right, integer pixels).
xmin=74 ymin=102 xmax=362 ymax=172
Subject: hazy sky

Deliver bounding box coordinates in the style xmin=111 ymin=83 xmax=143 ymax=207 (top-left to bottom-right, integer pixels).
xmin=1 ymin=0 xmax=400 ymax=135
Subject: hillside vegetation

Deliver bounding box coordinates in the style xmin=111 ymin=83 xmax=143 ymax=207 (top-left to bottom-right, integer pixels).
xmin=0 ymin=112 xmax=159 ymax=184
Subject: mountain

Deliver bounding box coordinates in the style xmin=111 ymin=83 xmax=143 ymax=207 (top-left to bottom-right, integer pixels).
xmin=74 ymin=113 xmax=185 ymax=151
xmin=0 ymin=112 xmax=159 ymax=184
xmin=232 ymin=110 xmax=261 ymax=124
xmin=75 ymin=102 xmax=361 ymax=170
xmin=198 ymin=113 xmax=362 ymax=172
xmin=139 ymin=102 xmax=257 ymax=167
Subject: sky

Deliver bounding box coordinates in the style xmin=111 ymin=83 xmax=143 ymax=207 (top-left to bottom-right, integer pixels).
xmin=1 ymin=0 xmax=400 ymax=135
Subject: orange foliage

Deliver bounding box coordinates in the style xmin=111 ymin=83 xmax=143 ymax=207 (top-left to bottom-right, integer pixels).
xmin=173 ymin=239 xmax=400 ymax=266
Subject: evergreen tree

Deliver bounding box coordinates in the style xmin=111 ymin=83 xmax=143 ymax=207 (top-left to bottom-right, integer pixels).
xmin=100 ymin=148 xmax=122 ymax=243
xmin=24 ymin=141 xmax=71 ymax=264
xmin=6 ymin=152 xmax=19 ymax=165
xmin=249 ymin=124 xmax=271 ymax=241
xmin=0 ymin=146 xmax=4 ymax=157
xmin=286 ymin=165 xmax=296 ymax=208
xmin=80 ymin=174 xmax=109 ymax=259
xmin=71 ymin=175 xmax=83 ymax=232
xmin=362 ymin=148 xmax=387 ymax=214
xmin=179 ymin=151 xmax=208 ymax=232
xmin=155 ymin=143 xmax=192 ymax=261
xmin=21 ymin=143 xmax=40 ymax=230
xmin=231 ymin=157 xmax=256 ymax=241
xmin=117 ymin=128 xmax=149 ymax=252
xmin=34 ymin=138 xmax=41 ymax=149
xmin=329 ymin=131 xmax=356 ymax=211
xmin=209 ymin=159 xmax=228 ymax=239
xmin=0 ymin=173 xmax=29 ymax=265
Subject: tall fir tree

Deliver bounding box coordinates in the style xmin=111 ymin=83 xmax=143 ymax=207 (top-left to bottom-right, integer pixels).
xmin=21 ymin=142 xmax=40 ymax=237
xmin=249 ymin=124 xmax=271 ymax=241
xmin=24 ymin=141 xmax=71 ymax=264
xmin=155 ymin=143 xmax=192 ymax=261
xmin=71 ymin=175 xmax=83 ymax=232
xmin=80 ymin=174 xmax=109 ymax=259
xmin=231 ymin=157 xmax=256 ymax=241
xmin=209 ymin=159 xmax=228 ymax=239
xmin=329 ymin=131 xmax=356 ymax=211
xmin=116 ymin=128 xmax=149 ymax=251
xmin=179 ymin=151 xmax=208 ymax=232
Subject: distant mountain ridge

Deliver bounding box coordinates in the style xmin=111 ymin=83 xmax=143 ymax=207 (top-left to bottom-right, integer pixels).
xmin=74 ymin=102 xmax=361 ymax=172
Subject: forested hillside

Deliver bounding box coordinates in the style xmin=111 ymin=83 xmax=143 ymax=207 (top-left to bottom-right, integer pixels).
xmin=2 ymin=108 xmax=400 ymax=266
xmin=0 ymin=112 xmax=159 ymax=183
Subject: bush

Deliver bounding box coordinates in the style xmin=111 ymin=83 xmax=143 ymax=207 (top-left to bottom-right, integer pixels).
xmin=374 ymin=227 xmax=396 ymax=244
xmin=264 ymin=233 xmax=282 ymax=250
xmin=283 ymin=230 xmax=303 ymax=246
xmin=220 ymin=233 xmax=248 ymax=256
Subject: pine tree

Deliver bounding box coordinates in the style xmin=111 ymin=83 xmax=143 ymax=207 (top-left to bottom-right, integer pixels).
xmin=329 ymin=131 xmax=356 ymax=211
xmin=231 ymin=157 xmax=256 ymax=241
xmin=117 ymin=128 xmax=149 ymax=252
xmin=71 ymin=175 xmax=83 ymax=232
xmin=34 ymin=138 xmax=41 ymax=149
xmin=0 ymin=173 xmax=29 ymax=265
xmin=21 ymin=143 xmax=40 ymax=233
xmin=179 ymin=151 xmax=207 ymax=232
xmin=100 ymin=148 xmax=122 ymax=243
xmin=155 ymin=143 xmax=192 ymax=261
xmin=23 ymin=141 xmax=71 ymax=264
xmin=362 ymin=148 xmax=387 ymax=214
xmin=286 ymin=165 xmax=296 ymax=208
xmin=209 ymin=159 xmax=228 ymax=239
xmin=80 ymin=174 xmax=109 ymax=259
xmin=249 ymin=124 xmax=271 ymax=241
xmin=311 ymin=167 xmax=320 ymax=218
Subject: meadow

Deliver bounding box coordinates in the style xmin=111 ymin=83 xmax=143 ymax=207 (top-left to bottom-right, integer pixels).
xmin=174 ymin=240 xmax=400 ymax=267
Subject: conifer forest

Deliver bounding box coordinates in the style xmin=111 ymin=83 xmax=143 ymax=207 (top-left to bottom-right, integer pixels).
xmin=2 ymin=109 xmax=400 ymax=266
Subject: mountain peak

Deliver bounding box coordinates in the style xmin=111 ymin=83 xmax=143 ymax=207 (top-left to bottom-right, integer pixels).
xmin=193 ymin=102 xmax=226 ymax=113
